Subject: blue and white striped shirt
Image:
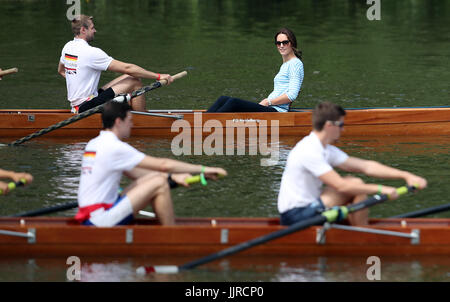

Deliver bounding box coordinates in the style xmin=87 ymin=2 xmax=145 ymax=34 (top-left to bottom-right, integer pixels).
xmin=267 ymin=57 xmax=304 ymax=112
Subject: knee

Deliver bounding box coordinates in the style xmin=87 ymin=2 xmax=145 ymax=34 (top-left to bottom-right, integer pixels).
xmin=153 ymin=174 xmax=170 ymax=192
xmin=149 ymin=173 xmax=167 ymax=184
xmin=141 ymin=173 xmax=169 ymax=191
xmin=130 ymin=76 xmax=142 ymax=89
xmin=343 ymin=176 xmax=365 ymax=185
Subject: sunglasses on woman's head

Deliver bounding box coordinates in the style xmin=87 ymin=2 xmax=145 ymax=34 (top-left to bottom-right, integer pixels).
xmin=275 ymin=40 xmax=290 ymax=46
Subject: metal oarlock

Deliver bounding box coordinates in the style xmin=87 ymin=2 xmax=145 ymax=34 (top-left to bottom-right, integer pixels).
xmin=316 ymin=223 xmax=420 ymax=245
xmin=112 ymin=93 xmax=131 ymax=103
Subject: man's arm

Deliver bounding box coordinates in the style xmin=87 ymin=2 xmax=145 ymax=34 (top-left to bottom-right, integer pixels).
xmin=0 ymin=168 xmax=33 ymax=184
xmin=135 ymin=155 xmax=226 ymax=178
xmin=337 ymin=157 xmax=427 ymax=189
xmin=107 ymin=59 xmax=172 ymax=83
xmin=319 ymin=169 xmax=398 ymax=197
xmin=58 ymin=63 xmax=66 ymax=78
xmin=124 ymin=167 xmax=166 ymax=181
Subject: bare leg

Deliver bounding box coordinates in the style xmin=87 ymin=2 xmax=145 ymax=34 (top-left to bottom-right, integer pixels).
xmin=102 ymin=74 xmax=146 ymax=111
xmin=124 ymin=173 xmax=175 ymax=225
xmin=320 ymin=177 xmax=369 ymax=225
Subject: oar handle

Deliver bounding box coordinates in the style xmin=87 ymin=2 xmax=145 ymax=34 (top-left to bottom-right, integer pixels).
xmin=0 ymin=179 xmax=26 ymax=195
xmin=332 ymin=185 xmax=417 ymax=221
xmin=169 ymin=173 xmax=225 ymax=188
xmin=0 ymin=68 xmax=18 ymax=77
xmin=396 ymin=185 xmax=415 ymax=196
xmin=158 ymin=71 xmax=187 ymax=86
xmin=186 ymin=173 xmax=225 ymax=185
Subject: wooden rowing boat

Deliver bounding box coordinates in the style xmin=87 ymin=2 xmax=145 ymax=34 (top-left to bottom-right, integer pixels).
xmin=1 ymin=107 xmax=449 ymax=139
xmin=1 ymin=217 xmax=449 ymax=257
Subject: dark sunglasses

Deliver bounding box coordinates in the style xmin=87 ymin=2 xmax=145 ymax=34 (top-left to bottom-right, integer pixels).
xmin=275 ymin=40 xmax=290 ymax=46
xmin=330 ymin=120 xmax=345 ymax=128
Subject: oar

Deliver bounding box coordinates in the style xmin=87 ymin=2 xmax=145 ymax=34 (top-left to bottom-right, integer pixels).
xmin=130 ymin=110 xmax=183 ymax=120
xmin=10 ymin=173 xmax=216 ymax=217
xmin=11 ymin=201 xmax=78 ymax=217
xmin=137 ymin=186 xmax=417 ymax=274
xmin=390 ymin=203 xmax=450 ymax=218
xmin=0 ymin=179 xmax=26 ymax=195
xmin=8 ymin=71 xmax=188 ymax=146
xmin=0 ymin=67 xmax=18 ymax=77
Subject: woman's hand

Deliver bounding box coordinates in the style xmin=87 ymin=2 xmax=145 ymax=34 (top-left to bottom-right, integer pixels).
xmin=259 ymin=99 xmax=269 ymax=106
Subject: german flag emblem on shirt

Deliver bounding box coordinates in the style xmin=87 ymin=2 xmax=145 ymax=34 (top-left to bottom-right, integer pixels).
xmin=83 ymin=151 xmax=96 ymax=158
xmin=65 ymin=53 xmax=78 ymax=61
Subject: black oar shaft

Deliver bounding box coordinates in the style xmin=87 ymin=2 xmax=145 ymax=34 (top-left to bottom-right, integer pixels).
xmin=180 ymin=215 xmax=326 ymax=271
xmin=390 ymin=203 xmax=450 ymax=218
xmin=9 ymin=106 xmax=102 ymax=146
xmin=11 ymin=201 xmax=78 ymax=217
xmin=177 ymin=186 xmax=415 ymax=272
xmin=10 ymin=172 xmax=207 ymax=217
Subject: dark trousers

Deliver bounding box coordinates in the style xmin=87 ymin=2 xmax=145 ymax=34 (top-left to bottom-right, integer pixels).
xmin=207 ymin=96 xmax=278 ymax=113
xmin=78 ymin=87 xmax=116 ymax=113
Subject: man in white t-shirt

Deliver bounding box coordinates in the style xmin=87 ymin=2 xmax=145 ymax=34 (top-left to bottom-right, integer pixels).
xmin=277 ymin=102 xmax=427 ymax=226
xmin=58 ymin=15 xmax=173 ymax=113
xmin=76 ymin=101 xmax=227 ymax=226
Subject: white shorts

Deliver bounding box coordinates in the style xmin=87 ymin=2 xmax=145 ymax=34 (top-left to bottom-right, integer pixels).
xmin=83 ymin=195 xmax=134 ymax=227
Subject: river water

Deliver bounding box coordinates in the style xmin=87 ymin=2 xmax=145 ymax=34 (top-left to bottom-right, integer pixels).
xmin=0 ymin=0 xmax=449 ymax=282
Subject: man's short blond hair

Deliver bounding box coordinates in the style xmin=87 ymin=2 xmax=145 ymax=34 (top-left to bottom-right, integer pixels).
xmin=71 ymin=15 xmax=93 ymax=36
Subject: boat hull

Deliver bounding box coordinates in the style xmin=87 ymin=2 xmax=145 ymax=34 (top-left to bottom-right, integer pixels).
xmin=0 ymin=217 xmax=449 ymax=257
xmin=1 ymin=107 xmax=449 ymax=139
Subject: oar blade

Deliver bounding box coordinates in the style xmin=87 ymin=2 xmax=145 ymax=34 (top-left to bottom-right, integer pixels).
xmin=136 ymin=265 xmax=179 ymax=275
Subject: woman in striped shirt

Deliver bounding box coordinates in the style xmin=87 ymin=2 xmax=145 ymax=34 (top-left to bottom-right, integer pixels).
xmin=207 ymin=28 xmax=304 ymax=113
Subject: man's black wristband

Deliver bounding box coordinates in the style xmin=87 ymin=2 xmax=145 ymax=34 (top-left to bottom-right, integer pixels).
xmin=167 ymin=174 xmax=178 ymax=189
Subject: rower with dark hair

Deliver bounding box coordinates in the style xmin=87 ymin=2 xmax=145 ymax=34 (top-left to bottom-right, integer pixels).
xmin=76 ymin=101 xmax=227 ymax=226
xmin=277 ymin=102 xmax=428 ymax=226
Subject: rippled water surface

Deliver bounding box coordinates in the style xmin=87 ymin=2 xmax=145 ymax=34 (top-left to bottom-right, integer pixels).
xmin=0 ymin=0 xmax=449 ymax=282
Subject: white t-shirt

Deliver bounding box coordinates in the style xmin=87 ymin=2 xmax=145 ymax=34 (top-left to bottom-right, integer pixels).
xmin=277 ymin=131 xmax=349 ymax=214
xmin=60 ymin=38 xmax=113 ymax=107
xmin=77 ymin=131 xmax=145 ymax=208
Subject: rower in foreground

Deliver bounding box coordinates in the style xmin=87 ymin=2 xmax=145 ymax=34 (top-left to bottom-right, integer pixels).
xmin=277 ymin=101 xmax=427 ymax=226
xmin=76 ymin=101 xmax=227 ymax=226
